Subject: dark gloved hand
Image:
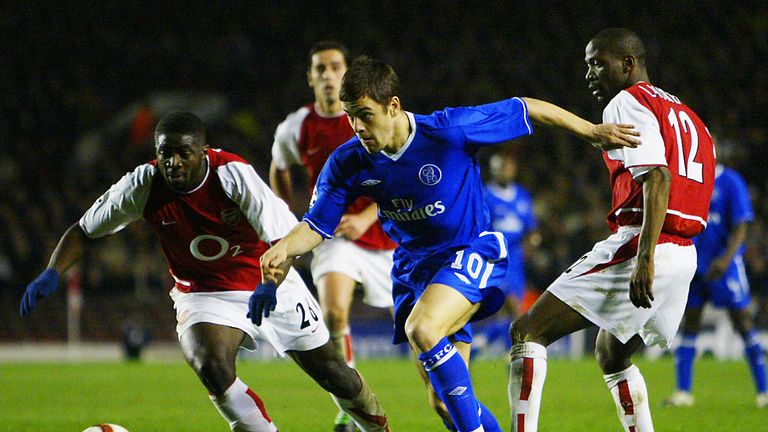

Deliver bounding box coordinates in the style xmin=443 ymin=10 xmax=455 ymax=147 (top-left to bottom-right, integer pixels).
xmin=247 ymin=282 xmax=278 ymax=326
xmin=20 ymin=268 xmax=60 ymax=317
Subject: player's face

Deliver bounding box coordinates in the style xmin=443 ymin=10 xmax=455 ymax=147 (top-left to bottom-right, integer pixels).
xmin=342 ymin=95 xmax=399 ymax=154
xmin=490 ymin=155 xmax=517 ymax=185
xmin=308 ymin=49 xmax=347 ymax=105
xmin=585 ymin=41 xmax=628 ymax=103
xmin=155 ymin=133 xmax=208 ymax=192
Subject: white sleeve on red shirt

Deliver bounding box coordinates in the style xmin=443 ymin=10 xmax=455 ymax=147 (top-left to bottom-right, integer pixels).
xmin=271 ymin=106 xmax=310 ymax=170
xmin=603 ymin=90 xmax=667 ymax=179
xmin=79 ymin=164 xmax=155 ymax=238
xmin=217 ymin=161 xmax=299 ymax=243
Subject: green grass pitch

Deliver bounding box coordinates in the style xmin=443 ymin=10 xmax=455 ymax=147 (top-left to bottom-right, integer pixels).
xmin=1 ymin=356 xmax=763 ymax=431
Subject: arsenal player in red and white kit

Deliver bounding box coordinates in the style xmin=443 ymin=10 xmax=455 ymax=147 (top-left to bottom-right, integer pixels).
xmin=269 ymin=40 xmax=396 ymax=432
xmin=19 ymin=113 xmax=390 ymax=432
xmin=508 ymin=29 xmax=715 ymax=432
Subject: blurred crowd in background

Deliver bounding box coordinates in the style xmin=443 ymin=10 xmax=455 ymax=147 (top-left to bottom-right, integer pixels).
xmin=3 ymin=2 xmax=767 ymax=342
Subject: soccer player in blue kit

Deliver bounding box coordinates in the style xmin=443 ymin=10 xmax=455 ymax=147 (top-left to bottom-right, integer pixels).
xmin=664 ymin=162 xmax=767 ymax=408
xmin=258 ymin=56 xmax=640 ymax=432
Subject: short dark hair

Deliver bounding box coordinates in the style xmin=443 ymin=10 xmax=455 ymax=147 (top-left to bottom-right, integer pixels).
xmin=308 ymin=40 xmax=350 ymax=70
xmin=339 ymin=56 xmax=400 ymax=106
xmin=155 ymin=112 xmax=206 ymax=144
xmin=591 ymin=28 xmax=647 ymax=67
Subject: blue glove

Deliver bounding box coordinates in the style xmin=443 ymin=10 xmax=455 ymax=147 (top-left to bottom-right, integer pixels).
xmin=20 ymin=268 xmax=60 ymax=317
xmin=247 ymin=282 xmax=278 ymax=326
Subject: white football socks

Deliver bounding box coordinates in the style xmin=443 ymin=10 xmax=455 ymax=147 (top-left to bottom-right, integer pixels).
xmin=604 ymin=364 xmax=654 ymax=432
xmin=332 ymin=370 xmax=390 ymax=432
xmin=509 ymin=342 xmax=547 ymax=432
xmin=210 ymin=378 xmax=277 ymax=432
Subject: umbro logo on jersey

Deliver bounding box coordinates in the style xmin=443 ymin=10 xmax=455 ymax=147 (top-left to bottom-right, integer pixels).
xmin=448 ymin=386 xmax=468 ymax=396
xmin=360 ymin=179 xmax=382 ymax=186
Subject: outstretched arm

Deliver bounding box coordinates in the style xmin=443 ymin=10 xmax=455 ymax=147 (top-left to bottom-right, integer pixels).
xmin=20 ymin=223 xmax=93 ymax=316
xmin=260 ymin=222 xmax=324 ymax=284
xmin=630 ymin=166 xmax=671 ymax=309
xmin=48 ymin=223 xmax=90 ymax=274
xmin=521 ymin=97 xmax=641 ymax=150
xmin=335 ymin=202 xmax=379 ymax=241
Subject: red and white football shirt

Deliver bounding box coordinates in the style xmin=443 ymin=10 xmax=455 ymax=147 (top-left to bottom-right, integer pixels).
xmin=602 ymin=82 xmax=716 ymax=239
xmin=79 ymin=149 xmax=297 ymax=293
xmin=272 ymin=103 xmax=396 ymax=250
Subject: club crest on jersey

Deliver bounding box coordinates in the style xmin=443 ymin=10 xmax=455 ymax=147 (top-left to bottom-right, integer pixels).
xmin=419 ymin=164 xmax=442 ymax=186
xmin=220 ymin=208 xmax=243 ymax=226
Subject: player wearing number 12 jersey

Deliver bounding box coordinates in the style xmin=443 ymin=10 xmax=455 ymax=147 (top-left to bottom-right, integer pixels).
xmin=509 ymin=28 xmax=715 ymax=432
xmin=19 ymin=112 xmax=390 ymax=432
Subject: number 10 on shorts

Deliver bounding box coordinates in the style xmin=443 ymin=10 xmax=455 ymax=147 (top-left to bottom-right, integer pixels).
xmin=450 ymin=250 xmax=495 ymax=288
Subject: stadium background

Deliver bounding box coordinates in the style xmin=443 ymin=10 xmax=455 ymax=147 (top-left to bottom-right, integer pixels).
xmin=2 ymin=2 xmax=767 ymax=356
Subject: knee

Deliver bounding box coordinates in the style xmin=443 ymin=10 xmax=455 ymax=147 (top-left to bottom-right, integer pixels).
xmin=404 ymin=318 xmax=442 ymax=352
xmin=731 ymin=313 xmax=753 ymax=336
xmin=594 ymin=344 xmax=630 ymax=374
xmin=187 ymin=348 xmax=235 ymax=395
xmin=509 ymin=316 xmax=533 ymax=345
xmin=324 ymin=306 xmax=350 ymax=331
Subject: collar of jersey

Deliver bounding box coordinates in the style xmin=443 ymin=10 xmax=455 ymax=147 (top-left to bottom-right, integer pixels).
xmin=381 ymin=111 xmax=416 ymax=161
xmin=313 ymin=103 xmax=347 ymax=119
xmin=179 ymin=155 xmax=211 ymax=194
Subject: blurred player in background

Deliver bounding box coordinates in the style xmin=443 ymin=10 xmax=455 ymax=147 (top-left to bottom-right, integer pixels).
xmin=663 ymin=159 xmax=767 ymax=408
xmin=20 ymin=112 xmax=390 ymax=432
xmin=269 ymin=41 xmax=397 ymax=432
xmin=474 ymin=151 xmax=539 ymax=353
xmin=260 ymin=56 xmax=639 ymax=432
xmin=508 ymin=28 xmax=716 ymax=432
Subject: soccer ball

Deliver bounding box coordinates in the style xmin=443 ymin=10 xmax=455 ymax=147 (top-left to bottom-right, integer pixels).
xmin=82 ymin=424 xmax=130 ymax=432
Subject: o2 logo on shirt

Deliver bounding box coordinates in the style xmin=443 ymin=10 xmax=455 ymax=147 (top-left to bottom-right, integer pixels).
xmin=419 ymin=164 xmax=442 ymax=186
xmin=189 ymin=235 xmax=244 ymax=261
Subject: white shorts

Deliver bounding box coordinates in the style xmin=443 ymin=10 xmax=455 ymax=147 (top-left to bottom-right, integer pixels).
xmin=171 ymin=268 xmax=329 ymax=356
xmin=547 ymin=226 xmax=696 ymax=348
xmin=310 ymin=237 xmax=394 ymax=308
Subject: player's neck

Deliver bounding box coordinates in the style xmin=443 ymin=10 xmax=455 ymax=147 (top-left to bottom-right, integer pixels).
xmin=315 ymin=99 xmax=344 ymax=117
xmin=383 ymin=112 xmax=412 ymax=154
xmin=627 ymin=70 xmax=651 ymax=87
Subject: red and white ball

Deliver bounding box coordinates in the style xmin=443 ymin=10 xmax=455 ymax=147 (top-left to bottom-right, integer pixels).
xmin=83 ymin=424 xmax=130 ymax=432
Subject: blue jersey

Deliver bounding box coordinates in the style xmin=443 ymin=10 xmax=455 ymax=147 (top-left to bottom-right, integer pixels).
xmin=694 ymin=165 xmax=753 ymax=274
xmin=305 ymin=97 xmax=533 ymax=258
xmin=483 ymin=182 xmax=536 ymax=294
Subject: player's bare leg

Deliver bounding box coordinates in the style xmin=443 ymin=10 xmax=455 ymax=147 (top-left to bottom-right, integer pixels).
xmin=596 ymin=331 xmax=653 ymax=431
xmin=508 ymin=291 xmax=592 ymax=432
xmin=317 ymin=271 xmax=360 ymax=431
xmin=406 ymin=283 xmax=501 ymax=432
xmin=289 ymin=342 xmax=389 ymax=432
xmin=180 ymin=323 xmax=277 ymax=432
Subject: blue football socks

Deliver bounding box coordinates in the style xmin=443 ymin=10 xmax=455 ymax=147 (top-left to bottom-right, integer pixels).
xmin=674 ymin=333 xmax=697 ymax=392
xmin=743 ymin=330 xmax=767 ymax=393
xmin=419 ymin=337 xmax=491 ymax=431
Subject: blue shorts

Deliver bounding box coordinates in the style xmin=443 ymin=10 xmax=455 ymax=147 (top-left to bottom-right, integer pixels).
xmin=390 ymin=232 xmax=510 ymax=345
xmin=687 ymin=257 xmax=751 ymax=310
